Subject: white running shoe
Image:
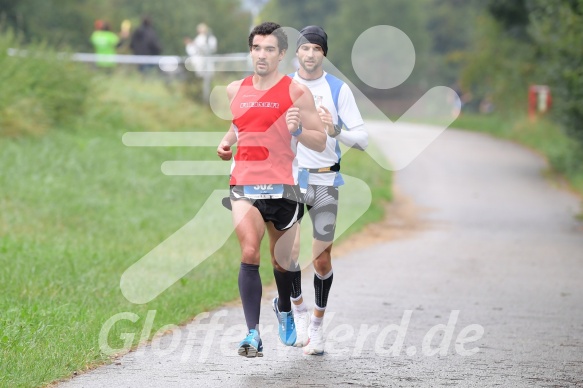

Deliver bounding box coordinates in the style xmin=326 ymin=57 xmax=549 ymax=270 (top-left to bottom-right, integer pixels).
xmin=303 ymin=323 xmax=324 ymax=355
xmin=293 ymin=309 xmax=310 ymax=347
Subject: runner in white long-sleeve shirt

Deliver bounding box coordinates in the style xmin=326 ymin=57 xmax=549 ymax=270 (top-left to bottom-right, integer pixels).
xmin=286 ymin=25 xmax=368 ymax=355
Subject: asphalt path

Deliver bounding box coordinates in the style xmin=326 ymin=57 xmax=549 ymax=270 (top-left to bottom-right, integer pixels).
xmin=60 ymin=122 xmax=583 ymax=387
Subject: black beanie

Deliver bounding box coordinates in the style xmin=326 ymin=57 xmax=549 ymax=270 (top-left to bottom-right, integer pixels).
xmin=296 ymin=26 xmax=328 ymax=56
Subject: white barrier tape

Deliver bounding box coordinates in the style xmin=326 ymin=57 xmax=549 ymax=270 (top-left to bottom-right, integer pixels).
xmin=7 ymin=48 xmax=251 ymax=70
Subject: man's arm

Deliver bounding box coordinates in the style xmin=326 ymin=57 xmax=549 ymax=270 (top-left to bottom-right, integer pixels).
xmin=335 ymin=125 xmax=368 ymax=151
xmin=334 ymin=84 xmax=368 ymax=151
xmin=318 ymin=105 xmax=368 ymax=151
xmin=217 ymin=124 xmax=237 ymax=160
xmin=290 ymin=82 xmax=326 ymax=152
xmin=216 ymin=81 xmax=242 ymax=160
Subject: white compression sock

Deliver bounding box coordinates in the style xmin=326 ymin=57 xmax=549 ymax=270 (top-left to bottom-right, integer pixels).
xmin=292 ymin=297 xmax=308 ymax=313
xmin=311 ymin=314 xmax=323 ymax=328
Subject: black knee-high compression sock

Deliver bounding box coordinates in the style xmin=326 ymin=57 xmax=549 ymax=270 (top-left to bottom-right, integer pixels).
xmin=314 ymin=270 xmax=333 ymax=310
xmin=238 ymin=263 xmax=262 ymax=332
xmin=290 ymin=262 xmax=302 ymax=300
xmin=273 ymin=268 xmax=292 ymax=312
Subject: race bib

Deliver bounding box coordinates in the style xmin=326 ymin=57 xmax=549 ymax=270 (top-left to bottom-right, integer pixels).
xmin=243 ymin=184 xmax=284 ymax=199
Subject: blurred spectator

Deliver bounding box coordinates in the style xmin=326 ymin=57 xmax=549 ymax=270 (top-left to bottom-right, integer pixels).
xmin=130 ymin=16 xmax=162 ymax=73
xmin=449 ymin=82 xmax=475 ymax=116
xmin=90 ymin=20 xmax=126 ymax=69
xmin=479 ymin=95 xmax=495 ymax=114
xmin=185 ymin=23 xmax=217 ymax=76
xmin=117 ymin=19 xmax=132 ymax=53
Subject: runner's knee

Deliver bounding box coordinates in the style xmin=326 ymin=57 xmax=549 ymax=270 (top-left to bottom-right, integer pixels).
xmin=313 ymin=251 xmax=332 ymax=274
xmin=241 ymin=245 xmax=260 ymax=264
xmin=272 ymin=262 xmax=286 ymax=273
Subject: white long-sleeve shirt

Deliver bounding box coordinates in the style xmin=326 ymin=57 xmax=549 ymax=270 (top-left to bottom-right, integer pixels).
xmin=291 ymin=71 xmax=368 ymax=186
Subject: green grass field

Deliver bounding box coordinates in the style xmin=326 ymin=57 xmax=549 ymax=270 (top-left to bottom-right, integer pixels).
xmin=0 ymin=72 xmax=392 ymax=387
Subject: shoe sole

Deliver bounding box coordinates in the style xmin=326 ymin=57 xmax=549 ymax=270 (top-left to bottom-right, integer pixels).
xmin=303 ymin=338 xmax=324 ymax=355
xmin=303 ymin=348 xmax=324 ymax=356
xmin=238 ymin=345 xmax=263 ymax=358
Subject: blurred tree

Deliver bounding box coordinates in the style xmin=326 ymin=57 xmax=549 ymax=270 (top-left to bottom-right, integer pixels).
xmin=488 ymin=0 xmax=530 ymax=37
xmin=0 ymin=0 xmax=20 ymax=27
xmin=426 ymin=0 xmax=483 ymax=86
xmin=260 ymin=0 xmax=338 ymax=30
xmin=529 ymin=0 xmax=583 ymax=147
xmin=460 ymin=13 xmax=539 ymax=112
xmin=0 ymin=0 xmax=251 ymax=54
xmin=1 ymin=0 xmax=96 ymax=50
xmin=261 ymin=0 xmax=432 ymax=93
xmin=460 ymin=0 xmax=541 ymax=112
xmin=458 ymin=0 xmax=583 ymax=149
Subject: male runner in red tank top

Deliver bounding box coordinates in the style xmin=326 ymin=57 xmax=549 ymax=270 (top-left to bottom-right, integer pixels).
xmin=216 ymin=22 xmax=325 ymax=357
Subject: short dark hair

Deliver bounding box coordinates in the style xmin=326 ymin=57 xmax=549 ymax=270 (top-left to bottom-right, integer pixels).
xmin=248 ymin=22 xmax=288 ymax=52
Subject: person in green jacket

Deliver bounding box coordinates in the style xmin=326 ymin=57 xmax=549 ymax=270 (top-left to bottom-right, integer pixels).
xmin=90 ymin=21 xmax=123 ymax=68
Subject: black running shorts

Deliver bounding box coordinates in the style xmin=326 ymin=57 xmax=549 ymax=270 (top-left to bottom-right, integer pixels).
xmin=230 ymin=185 xmax=304 ymax=231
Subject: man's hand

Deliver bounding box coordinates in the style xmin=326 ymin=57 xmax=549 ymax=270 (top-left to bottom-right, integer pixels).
xmin=286 ymin=107 xmax=301 ymax=133
xmin=289 ymin=82 xmax=326 ymax=152
xmin=217 ymin=141 xmax=232 ymax=160
xmin=318 ymin=105 xmax=335 ymax=136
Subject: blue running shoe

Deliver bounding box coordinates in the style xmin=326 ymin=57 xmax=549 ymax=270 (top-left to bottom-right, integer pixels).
xmin=272 ymin=297 xmax=297 ymax=346
xmin=238 ymin=329 xmax=263 ymax=358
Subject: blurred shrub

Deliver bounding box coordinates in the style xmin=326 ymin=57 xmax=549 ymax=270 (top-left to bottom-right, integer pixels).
xmin=0 ymin=30 xmax=94 ymax=136
xmin=529 ymin=0 xmax=583 ymax=149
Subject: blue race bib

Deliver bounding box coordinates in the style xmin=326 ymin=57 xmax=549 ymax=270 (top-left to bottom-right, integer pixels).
xmin=243 ymin=184 xmax=284 ymax=199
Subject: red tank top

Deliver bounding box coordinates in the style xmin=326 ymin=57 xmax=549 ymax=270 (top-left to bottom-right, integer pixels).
xmin=230 ymin=75 xmax=297 ymax=185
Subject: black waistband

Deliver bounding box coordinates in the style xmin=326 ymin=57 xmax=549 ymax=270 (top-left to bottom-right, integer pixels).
xmin=304 ymin=162 xmax=340 ymax=174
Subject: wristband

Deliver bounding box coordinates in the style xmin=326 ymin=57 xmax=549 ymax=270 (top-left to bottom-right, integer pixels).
xmin=291 ymin=125 xmax=302 ymax=137
xmin=330 ymin=124 xmax=342 ymax=138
